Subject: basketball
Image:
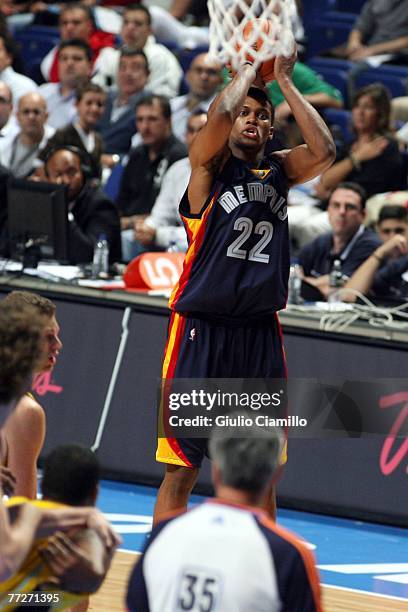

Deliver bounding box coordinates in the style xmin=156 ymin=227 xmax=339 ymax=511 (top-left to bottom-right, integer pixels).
xmin=240 ymin=19 xmax=276 ymax=83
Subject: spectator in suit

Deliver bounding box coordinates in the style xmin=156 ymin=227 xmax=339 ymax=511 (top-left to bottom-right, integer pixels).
xmin=40 ymin=2 xmax=115 ymax=83
xmin=118 ymin=94 xmax=187 ymax=262
xmin=39 ymin=82 xmax=106 ymax=179
xmin=44 ymin=146 xmax=121 ymax=264
xmin=93 ymin=4 xmax=183 ymax=97
xmin=96 ymin=48 xmax=150 ymax=160
xmin=0 ymin=34 xmax=36 ymax=107
xmin=0 ymin=162 xmax=9 ymax=253
xmin=0 ymin=92 xmax=54 ymax=178
xmin=40 ymin=39 xmax=92 ymax=130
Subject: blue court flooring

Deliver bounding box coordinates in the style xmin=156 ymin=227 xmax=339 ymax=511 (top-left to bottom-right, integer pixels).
xmin=97 ymin=479 xmax=408 ymax=602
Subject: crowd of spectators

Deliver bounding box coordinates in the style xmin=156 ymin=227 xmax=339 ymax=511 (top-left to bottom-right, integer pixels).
xmin=0 ymin=0 xmax=406 ymax=301
xmin=0 ymin=3 xmax=407 ymax=609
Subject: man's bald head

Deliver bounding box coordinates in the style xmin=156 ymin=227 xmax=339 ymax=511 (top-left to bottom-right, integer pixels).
xmin=18 ymin=92 xmax=47 ymax=112
xmin=17 ymin=92 xmax=48 ymax=141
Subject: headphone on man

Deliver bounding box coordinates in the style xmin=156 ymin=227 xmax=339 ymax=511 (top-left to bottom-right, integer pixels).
xmin=44 ymin=145 xmax=93 ymax=181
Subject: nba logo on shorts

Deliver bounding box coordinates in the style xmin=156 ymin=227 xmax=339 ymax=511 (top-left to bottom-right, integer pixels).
xmin=189 ymin=328 xmax=196 ymax=341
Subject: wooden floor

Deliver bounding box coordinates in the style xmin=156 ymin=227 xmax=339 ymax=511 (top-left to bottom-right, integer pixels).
xmin=89 ymin=550 xmax=407 ymax=612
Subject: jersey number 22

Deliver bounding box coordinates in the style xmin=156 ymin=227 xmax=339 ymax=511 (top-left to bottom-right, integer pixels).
xmin=227 ymin=217 xmax=273 ymax=264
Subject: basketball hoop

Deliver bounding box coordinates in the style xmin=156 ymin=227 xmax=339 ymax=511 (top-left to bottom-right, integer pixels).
xmin=207 ymin=0 xmax=296 ymax=72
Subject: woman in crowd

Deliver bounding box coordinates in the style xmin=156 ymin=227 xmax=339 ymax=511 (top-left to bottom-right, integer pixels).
xmin=317 ymin=83 xmax=406 ymax=200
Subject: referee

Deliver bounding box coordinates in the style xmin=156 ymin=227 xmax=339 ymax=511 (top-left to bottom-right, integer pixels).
xmin=127 ymin=418 xmax=322 ymax=612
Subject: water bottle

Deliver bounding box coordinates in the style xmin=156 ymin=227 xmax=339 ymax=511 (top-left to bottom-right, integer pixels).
xmin=167 ymin=240 xmax=177 ymax=253
xmin=92 ymin=233 xmax=109 ymax=278
xmin=288 ymin=263 xmax=302 ymax=305
xmin=328 ymin=259 xmax=343 ymax=302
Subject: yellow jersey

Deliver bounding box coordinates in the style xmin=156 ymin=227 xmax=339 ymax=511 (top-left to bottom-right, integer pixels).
xmin=0 ymin=497 xmax=87 ymax=611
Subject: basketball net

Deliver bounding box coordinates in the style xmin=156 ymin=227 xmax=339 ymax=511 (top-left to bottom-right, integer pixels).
xmin=207 ymin=0 xmax=296 ymax=71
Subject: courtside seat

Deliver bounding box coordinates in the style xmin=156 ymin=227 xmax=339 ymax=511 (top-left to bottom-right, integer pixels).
xmin=177 ymin=46 xmax=209 ymax=72
xmin=307 ymin=65 xmax=349 ymax=106
xmin=13 ymin=26 xmax=60 ymax=61
xmin=323 ymin=11 xmax=358 ymax=24
xmin=305 ymin=20 xmax=353 ymax=59
xmin=322 ymin=108 xmax=353 ymax=145
xmin=308 ymin=58 xmax=408 ymax=80
xmin=13 ymin=26 xmax=60 ymax=81
xmin=334 ymin=0 xmax=365 ymax=13
xmin=352 ymin=70 xmax=408 ymax=99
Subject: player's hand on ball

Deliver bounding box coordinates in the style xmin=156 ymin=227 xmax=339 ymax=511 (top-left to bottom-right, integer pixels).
xmin=274 ymin=42 xmax=297 ymax=81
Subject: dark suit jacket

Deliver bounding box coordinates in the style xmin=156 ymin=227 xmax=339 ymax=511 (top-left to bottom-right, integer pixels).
xmin=116 ymin=134 xmax=187 ymax=217
xmin=69 ymin=183 xmax=122 ymax=264
xmin=39 ymin=124 xmax=104 ymax=179
xmin=0 ymin=164 xmax=10 ymax=256
xmin=96 ymin=89 xmax=149 ymax=155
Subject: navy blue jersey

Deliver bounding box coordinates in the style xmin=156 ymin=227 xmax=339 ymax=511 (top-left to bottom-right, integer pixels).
xmin=169 ymin=154 xmax=290 ymax=318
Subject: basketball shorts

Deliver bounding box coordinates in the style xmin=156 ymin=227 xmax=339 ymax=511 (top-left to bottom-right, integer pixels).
xmin=156 ymin=311 xmax=288 ymax=469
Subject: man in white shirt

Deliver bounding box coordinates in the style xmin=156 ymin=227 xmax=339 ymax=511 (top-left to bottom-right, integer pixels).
xmin=0 ymin=35 xmax=37 ymax=107
xmin=93 ymin=4 xmax=183 ymax=97
xmin=0 ymin=92 xmax=54 ymax=177
xmin=133 ymin=110 xmax=208 ymax=252
xmin=170 ymin=53 xmax=222 ymax=142
xmin=40 ymin=40 xmax=92 ymax=129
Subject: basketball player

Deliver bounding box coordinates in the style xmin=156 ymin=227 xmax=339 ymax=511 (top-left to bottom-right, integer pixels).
xmin=154 ymin=40 xmax=335 ymax=524
xmin=1 ymin=445 xmax=114 ymax=611
xmin=0 ymin=301 xmax=120 ymax=583
xmin=1 ymin=291 xmax=62 ymax=499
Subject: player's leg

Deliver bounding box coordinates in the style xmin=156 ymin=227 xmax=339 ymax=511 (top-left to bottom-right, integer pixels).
xmin=263 ymin=484 xmax=277 ymax=521
xmin=154 ymin=464 xmax=199 ymax=525
xmin=261 ymin=463 xmax=285 ymax=521
xmin=155 ymin=314 xmax=211 ymax=523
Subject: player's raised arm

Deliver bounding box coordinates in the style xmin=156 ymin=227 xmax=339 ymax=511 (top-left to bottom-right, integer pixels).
xmin=189 ymin=64 xmax=260 ymax=169
xmin=275 ymin=46 xmax=336 ymax=185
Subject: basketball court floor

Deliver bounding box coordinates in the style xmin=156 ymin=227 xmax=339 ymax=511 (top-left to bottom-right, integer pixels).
xmin=88 ymin=479 xmax=407 ymax=611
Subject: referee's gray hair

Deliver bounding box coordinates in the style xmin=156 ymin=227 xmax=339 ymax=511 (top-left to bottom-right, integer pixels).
xmin=209 ymin=414 xmax=284 ymax=493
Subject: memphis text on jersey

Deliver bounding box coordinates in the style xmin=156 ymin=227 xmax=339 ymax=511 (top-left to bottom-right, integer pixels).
xmin=218 ymin=182 xmax=288 ymax=221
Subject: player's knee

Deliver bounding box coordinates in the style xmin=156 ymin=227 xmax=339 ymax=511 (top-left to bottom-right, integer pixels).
xmin=164 ymin=465 xmax=199 ymax=497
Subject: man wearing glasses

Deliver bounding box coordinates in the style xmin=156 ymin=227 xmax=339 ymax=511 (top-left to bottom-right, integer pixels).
xmin=298 ymin=182 xmax=381 ymax=300
xmin=0 ymin=92 xmax=54 ymax=177
xmin=170 ymin=53 xmax=223 ymax=142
